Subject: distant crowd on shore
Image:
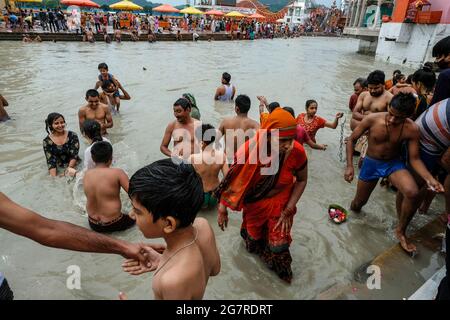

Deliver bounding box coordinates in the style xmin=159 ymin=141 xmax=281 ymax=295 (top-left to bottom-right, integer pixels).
xmin=0 ymin=7 xmax=341 ymax=42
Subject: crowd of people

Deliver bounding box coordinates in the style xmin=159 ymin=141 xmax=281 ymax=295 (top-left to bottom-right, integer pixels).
xmin=1 ymin=34 xmax=450 ymax=300
xmin=1 ymin=7 xmax=334 ymax=42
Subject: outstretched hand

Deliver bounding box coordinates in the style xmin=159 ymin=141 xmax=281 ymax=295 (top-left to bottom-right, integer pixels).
xmin=336 ymin=112 xmax=344 ymax=119
xmin=121 ymin=242 xmax=165 ymax=274
xmin=217 ymin=203 xmax=228 ymax=231
xmin=426 ymin=178 xmax=444 ymax=193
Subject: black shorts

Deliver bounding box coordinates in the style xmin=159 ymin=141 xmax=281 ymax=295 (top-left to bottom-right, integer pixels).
xmin=0 ymin=278 xmax=14 ymax=300
xmin=88 ymin=213 xmax=135 ymax=233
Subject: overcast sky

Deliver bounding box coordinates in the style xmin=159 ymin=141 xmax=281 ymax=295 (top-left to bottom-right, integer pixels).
xmin=155 ymin=0 xmax=341 ymax=8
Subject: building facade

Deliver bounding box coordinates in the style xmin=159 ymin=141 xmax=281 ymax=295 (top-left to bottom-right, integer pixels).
xmin=282 ymin=0 xmax=309 ymax=25
xmin=375 ymin=0 xmax=450 ymax=67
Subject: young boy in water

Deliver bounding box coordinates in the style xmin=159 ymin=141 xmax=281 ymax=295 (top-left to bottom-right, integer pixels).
xmin=121 ymin=159 xmax=221 ymax=299
xmin=189 ymin=124 xmax=229 ymax=209
xmin=95 ymin=62 xmax=121 ymax=108
xmin=83 ymin=141 xmax=135 ymax=233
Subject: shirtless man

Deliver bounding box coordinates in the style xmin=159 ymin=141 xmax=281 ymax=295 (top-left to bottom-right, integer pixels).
xmin=83 ymin=141 xmax=135 ymax=233
xmin=190 ymin=124 xmax=229 ymax=209
xmin=0 ymin=94 xmax=10 ymax=122
xmin=218 ymin=94 xmax=259 ymax=159
xmin=114 ymin=28 xmax=121 ymax=43
xmin=121 ymin=159 xmax=220 ymax=300
xmin=78 ymin=89 xmax=113 ymax=135
xmin=345 ymin=93 xmax=443 ymax=253
xmin=85 ymin=27 xmax=95 ymax=43
xmin=100 ymin=79 xmax=130 ymax=114
xmin=351 ymin=70 xmax=393 ymax=130
xmin=160 ymin=97 xmax=200 ymax=159
xmin=214 ymin=72 xmax=236 ymax=102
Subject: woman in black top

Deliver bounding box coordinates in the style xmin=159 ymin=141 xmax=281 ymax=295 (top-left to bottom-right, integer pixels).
xmin=43 ymin=113 xmax=80 ymax=177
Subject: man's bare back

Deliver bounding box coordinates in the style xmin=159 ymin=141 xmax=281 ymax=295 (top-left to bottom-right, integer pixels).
xmin=351 ymin=91 xmax=392 ymax=130
xmin=219 ymin=115 xmax=259 ymax=157
xmin=152 ymin=218 xmax=220 ymax=300
xmin=190 ymin=149 xmax=228 ymax=192
xmin=83 ymin=167 xmax=129 ymax=222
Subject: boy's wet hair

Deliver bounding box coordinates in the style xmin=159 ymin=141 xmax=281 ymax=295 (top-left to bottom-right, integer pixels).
xmin=82 ymin=119 xmax=102 ymax=143
xmin=432 ymin=35 xmax=450 ymax=58
xmin=393 ymin=69 xmax=401 ymax=76
xmin=235 ymin=94 xmax=251 ymax=113
xmin=198 ymin=123 xmax=216 ymax=146
xmin=129 ymin=159 xmax=204 ymax=228
xmin=267 ymin=102 xmax=280 ymax=113
xmin=305 ymin=99 xmax=317 ymax=110
xmin=222 ymin=72 xmax=231 ymax=84
xmin=45 ymin=112 xmax=65 ymax=134
xmin=98 ymin=62 xmax=108 ymax=70
xmin=174 ymin=97 xmax=192 ymax=111
xmin=390 ymin=92 xmax=416 ymax=116
xmin=86 ymin=89 xmax=99 ymax=98
xmin=101 ymin=79 xmax=115 ymax=90
xmin=91 ymin=141 xmax=113 ymax=164
xmin=283 ymin=106 xmax=295 ymax=118
xmin=367 ymin=70 xmax=385 ymax=85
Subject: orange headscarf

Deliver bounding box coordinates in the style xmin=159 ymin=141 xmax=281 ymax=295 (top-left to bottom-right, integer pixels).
xmin=216 ymin=108 xmax=297 ymax=210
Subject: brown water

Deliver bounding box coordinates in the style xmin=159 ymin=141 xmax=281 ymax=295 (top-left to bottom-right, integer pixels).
xmin=0 ymin=37 xmax=445 ymax=299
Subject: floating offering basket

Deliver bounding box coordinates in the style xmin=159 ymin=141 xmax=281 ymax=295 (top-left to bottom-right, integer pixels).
xmin=328 ymin=204 xmax=348 ymax=224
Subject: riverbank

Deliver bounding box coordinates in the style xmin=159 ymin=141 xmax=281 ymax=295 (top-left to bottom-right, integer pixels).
xmin=0 ymin=31 xmax=341 ymax=42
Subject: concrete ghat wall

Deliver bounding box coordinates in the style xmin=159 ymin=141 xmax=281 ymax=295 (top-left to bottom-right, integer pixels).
xmin=375 ymin=22 xmax=450 ymax=68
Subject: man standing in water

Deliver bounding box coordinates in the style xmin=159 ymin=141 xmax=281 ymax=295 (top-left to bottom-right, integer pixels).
xmin=349 ymin=78 xmax=367 ymax=112
xmin=214 ymin=72 xmax=236 ymax=102
xmin=345 ymin=93 xmax=443 ymax=254
xmin=351 ymin=70 xmax=393 ymax=130
xmin=79 ymin=89 xmax=113 ymax=136
xmin=218 ymin=94 xmax=259 ymax=159
xmin=160 ymin=97 xmax=201 ymax=159
xmin=0 ymin=94 xmax=10 ymax=122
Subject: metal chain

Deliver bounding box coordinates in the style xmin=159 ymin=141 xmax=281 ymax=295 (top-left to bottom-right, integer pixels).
xmin=339 ymin=116 xmax=347 ymax=162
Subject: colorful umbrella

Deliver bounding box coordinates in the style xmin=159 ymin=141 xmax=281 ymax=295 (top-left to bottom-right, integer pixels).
xmin=225 ymin=11 xmax=246 ymax=18
xmin=248 ymin=13 xmax=265 ymax=20
xmin=179 ymin=6 xmax=204 ymax=15
xmin=60 ymin=0 xmax=100 ymax=8
xmin=152 ymin=4 xmax=180 ymax=13
xmin=110 ymin=0 xmax=143 ymax=11
xmin=205 ymin=9 xmax=224 ymax=16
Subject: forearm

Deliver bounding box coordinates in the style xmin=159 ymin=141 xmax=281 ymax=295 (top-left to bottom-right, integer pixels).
xmin=285 ymin=180 xmax=307 ymax=210
xmin=49 ymin=168 xmax=57 ymax=177
xmin=160 ymin=145 xmax=172 ymax=157
xmin=346 ymin=137 xmax=355 ymax=168
xmin=353 ymin=112 xmax=363 ymax=121
xmin=68 ymin=159 xmax=77 ymax=168
xmin=410 ymin=159 xmax=434 ymax=182
xmin=309 ymin=141 xmax=324 ymax=150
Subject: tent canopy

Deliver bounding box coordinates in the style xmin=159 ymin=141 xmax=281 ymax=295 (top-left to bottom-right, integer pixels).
xmin=110 ymin=0 xmax=143 ymax=11
xmin=152 ymin=4 xmax=180 ymax=13
xmin=225 ymin=11 xmax=246 ymax=18
xmin=179 ymin=6 xmax=204 ymax=15
xmin=205 ymin=9 xmax=224 ymax=16
xmin=60 ymin=0 xmax=100 ymax=8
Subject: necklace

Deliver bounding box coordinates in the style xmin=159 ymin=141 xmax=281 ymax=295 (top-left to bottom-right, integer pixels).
xmin=154 ymin=226 xmax=198 ymax=276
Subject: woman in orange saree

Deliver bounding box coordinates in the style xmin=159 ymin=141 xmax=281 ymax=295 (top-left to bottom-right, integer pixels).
xmin=215 ymin=108 xmax=308 ymax=283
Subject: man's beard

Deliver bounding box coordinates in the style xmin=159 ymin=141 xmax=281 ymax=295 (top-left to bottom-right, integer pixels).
xmin=370 ymin=91 xmax=383 ymax=97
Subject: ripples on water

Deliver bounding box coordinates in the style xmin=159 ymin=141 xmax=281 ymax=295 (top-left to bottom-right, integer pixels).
xmin=0 ymin=38 xmax=444 ymax=299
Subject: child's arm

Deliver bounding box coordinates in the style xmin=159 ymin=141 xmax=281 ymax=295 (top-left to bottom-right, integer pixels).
xmin=94 ymin=80 xmax=101 ymax=90
xmin=117 ymin=81 xmax=131 ymax=100
xmin=119 ymin=169 xmax=129 ymax=193
xmin=221 ymin=154 xmax=229 ymax=177
xmin=324 ymin=112 xmax=343 ymax=129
